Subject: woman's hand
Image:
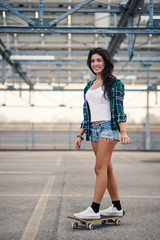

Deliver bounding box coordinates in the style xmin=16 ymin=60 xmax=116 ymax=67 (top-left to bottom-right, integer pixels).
xmin=120 ymin=132 xmax=131 ymax=145
xmin=74 ymin=137 xmax=82 ymax=150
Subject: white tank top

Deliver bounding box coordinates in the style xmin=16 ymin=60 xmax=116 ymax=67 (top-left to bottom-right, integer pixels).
xmin=86 ymin=86 xmax=111 ymax=122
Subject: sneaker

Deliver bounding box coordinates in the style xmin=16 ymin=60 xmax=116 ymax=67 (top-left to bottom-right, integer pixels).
xmin=100 ymin=204 xmax=123 ymax=217
xmin=74 ymin=206 xmax=100 ymax=220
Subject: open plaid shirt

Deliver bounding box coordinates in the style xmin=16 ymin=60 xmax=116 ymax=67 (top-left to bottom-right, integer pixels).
xmin=80 ymin=79 xmax=127 ymax=141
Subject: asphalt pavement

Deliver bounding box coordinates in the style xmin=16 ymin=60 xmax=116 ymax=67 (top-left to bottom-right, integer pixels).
xmin=0 ymin=151 xmax=160 ymax=240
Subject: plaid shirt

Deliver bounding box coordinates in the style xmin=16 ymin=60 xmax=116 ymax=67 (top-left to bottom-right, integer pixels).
xmin=81 ymin=79 xmax=127 ymax=141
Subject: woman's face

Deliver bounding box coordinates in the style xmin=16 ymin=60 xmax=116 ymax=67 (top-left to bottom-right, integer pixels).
xmin=90 ymin=53 xmax=105 ymax=75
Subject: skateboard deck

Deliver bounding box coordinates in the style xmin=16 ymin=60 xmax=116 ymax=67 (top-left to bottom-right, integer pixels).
xmin=68 ymin=211 xmax=125 ymax=230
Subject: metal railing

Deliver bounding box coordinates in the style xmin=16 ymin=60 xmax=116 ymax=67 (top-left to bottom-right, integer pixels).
xmin=0 ymin=122 xmax=159 ymax=151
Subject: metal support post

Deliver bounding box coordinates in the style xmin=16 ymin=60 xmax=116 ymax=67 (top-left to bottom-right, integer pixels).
xmin=148 ymin=0 xmax=154 ymax=27
xmin=25 ymin=132 xmax=28 ymax=150
xmin=145 ymin=65 xmax=151 ymax=151
xmin=2 ymin=55 xmax=6 ymax=84
xmin=127 ymin=16 xmax=134 ymax=60
xmin=39 ymin=0 xmax=43 ymax=26
xmin=104 ymin=3 xmax=110 ymax=49
xmin=32 ymin=123 xmax=35 ymax=150
xmin=53 ymin=132 xmax=56 ymax=150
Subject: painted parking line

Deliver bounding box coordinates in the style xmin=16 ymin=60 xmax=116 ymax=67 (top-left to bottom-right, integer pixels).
xmin=0 ymin=194 xmax=160 ymax=198
xmin=20 ymin=176 xmax=55 ymax=240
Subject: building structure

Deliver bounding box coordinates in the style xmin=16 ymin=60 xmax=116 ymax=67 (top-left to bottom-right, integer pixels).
xmin=0 ymin=0 xmax=160 ymax=150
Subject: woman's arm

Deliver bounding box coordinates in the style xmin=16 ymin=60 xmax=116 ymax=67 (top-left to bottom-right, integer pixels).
xmin=78 ymin=128 xmax=85 ymax=136
xmin=74 ymin=128 xmax=85 ymax=150
xmin=118 ymin=122 xmax=131 ymax=145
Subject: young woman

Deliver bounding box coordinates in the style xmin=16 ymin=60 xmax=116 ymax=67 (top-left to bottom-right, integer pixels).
xmin=74 ymin=47 xmax=131 ymax=220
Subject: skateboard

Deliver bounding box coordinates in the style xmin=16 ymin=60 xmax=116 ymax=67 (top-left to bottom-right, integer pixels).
xmin=68 ymin=211 xmax=125 ymax=230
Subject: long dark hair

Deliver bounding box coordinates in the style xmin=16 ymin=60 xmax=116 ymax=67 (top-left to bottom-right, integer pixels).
xmin=87 ymin=47 xmax=116 ymax=99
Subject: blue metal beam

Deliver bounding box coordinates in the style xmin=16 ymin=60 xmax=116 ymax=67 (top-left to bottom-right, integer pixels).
xmin=128 ymin=16 xmax=134 ymax=60
xmin=145 ymin=65 xmax=151 ymax=151
xmin=148 ymin=0 xmax=154 ymax=27
xmin=39 ymin=0 xmax=43 ymax=26
xmin=0 ymin=0 xmax=36 ymax=26
xmin=0 ymin=8 xmax=123 ymax=13
xmin=107 ymin=0 xmax=145 ymax=57
xmin=0 ymin=8 xmax=160 ymax=14
xmin=49 ymin=0 xmax=94 ymax=26
xmin=0 ymin=27 xmax=160 ymax=34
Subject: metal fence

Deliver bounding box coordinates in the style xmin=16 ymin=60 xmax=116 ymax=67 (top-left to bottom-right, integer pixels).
xmin=0 ymin=122 xmax=159 ymax=151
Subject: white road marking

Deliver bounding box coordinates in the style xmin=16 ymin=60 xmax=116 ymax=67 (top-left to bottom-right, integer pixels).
xmin=0 ymin=194 xmax=160 ymax=198
xmin=121 ymin=195 xmax=160 ymax=198
xmin=20 ymin=176 xmax=55 ymax=240
xmin=55 ymin=156 xmax=62 ymax=166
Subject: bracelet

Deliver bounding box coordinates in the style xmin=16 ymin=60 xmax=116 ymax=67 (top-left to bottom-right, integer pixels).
xmin=77 ymin=135 xmax=84 ymax=140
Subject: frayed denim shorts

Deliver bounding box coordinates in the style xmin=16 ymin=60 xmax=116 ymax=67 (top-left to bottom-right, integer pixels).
xmin=90 ymin=121 xmax=120 ymax=142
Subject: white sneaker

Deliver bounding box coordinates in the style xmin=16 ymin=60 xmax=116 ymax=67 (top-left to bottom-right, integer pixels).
xmin=74 ymin=206 xmax=100 ymax=220
xmin=100 ymin=204 xmax=123 ymax=217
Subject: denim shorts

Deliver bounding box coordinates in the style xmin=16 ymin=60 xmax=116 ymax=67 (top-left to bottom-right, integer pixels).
xmin=90 ymin=121 xmax=120 ymax=142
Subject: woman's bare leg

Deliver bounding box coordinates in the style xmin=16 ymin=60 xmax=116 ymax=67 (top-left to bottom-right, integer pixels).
xmin=91 ymin=138 xmax=117 ymax=204
xmin=107 ymin=161 xmax=120 ymax=201
xmin=92 ymin=139 xmax=119 ymax=203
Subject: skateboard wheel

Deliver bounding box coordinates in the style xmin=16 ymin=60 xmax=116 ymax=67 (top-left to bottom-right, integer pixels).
xmin=115 ymin=219 xmax=121 ymax=226
xmin=87 ymin=223 xmax=94 ymax=230
xmin=101 ymin=220 xmax=106 ymax=224
xmin=72 ymin=222 xmax=78 ymax=229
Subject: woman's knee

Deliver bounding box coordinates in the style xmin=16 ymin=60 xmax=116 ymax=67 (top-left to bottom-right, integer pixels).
xmin=94 ymin=165 xmax=104 ymax=175
xmin=94 ymin=158 xmax=108 ymax=175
